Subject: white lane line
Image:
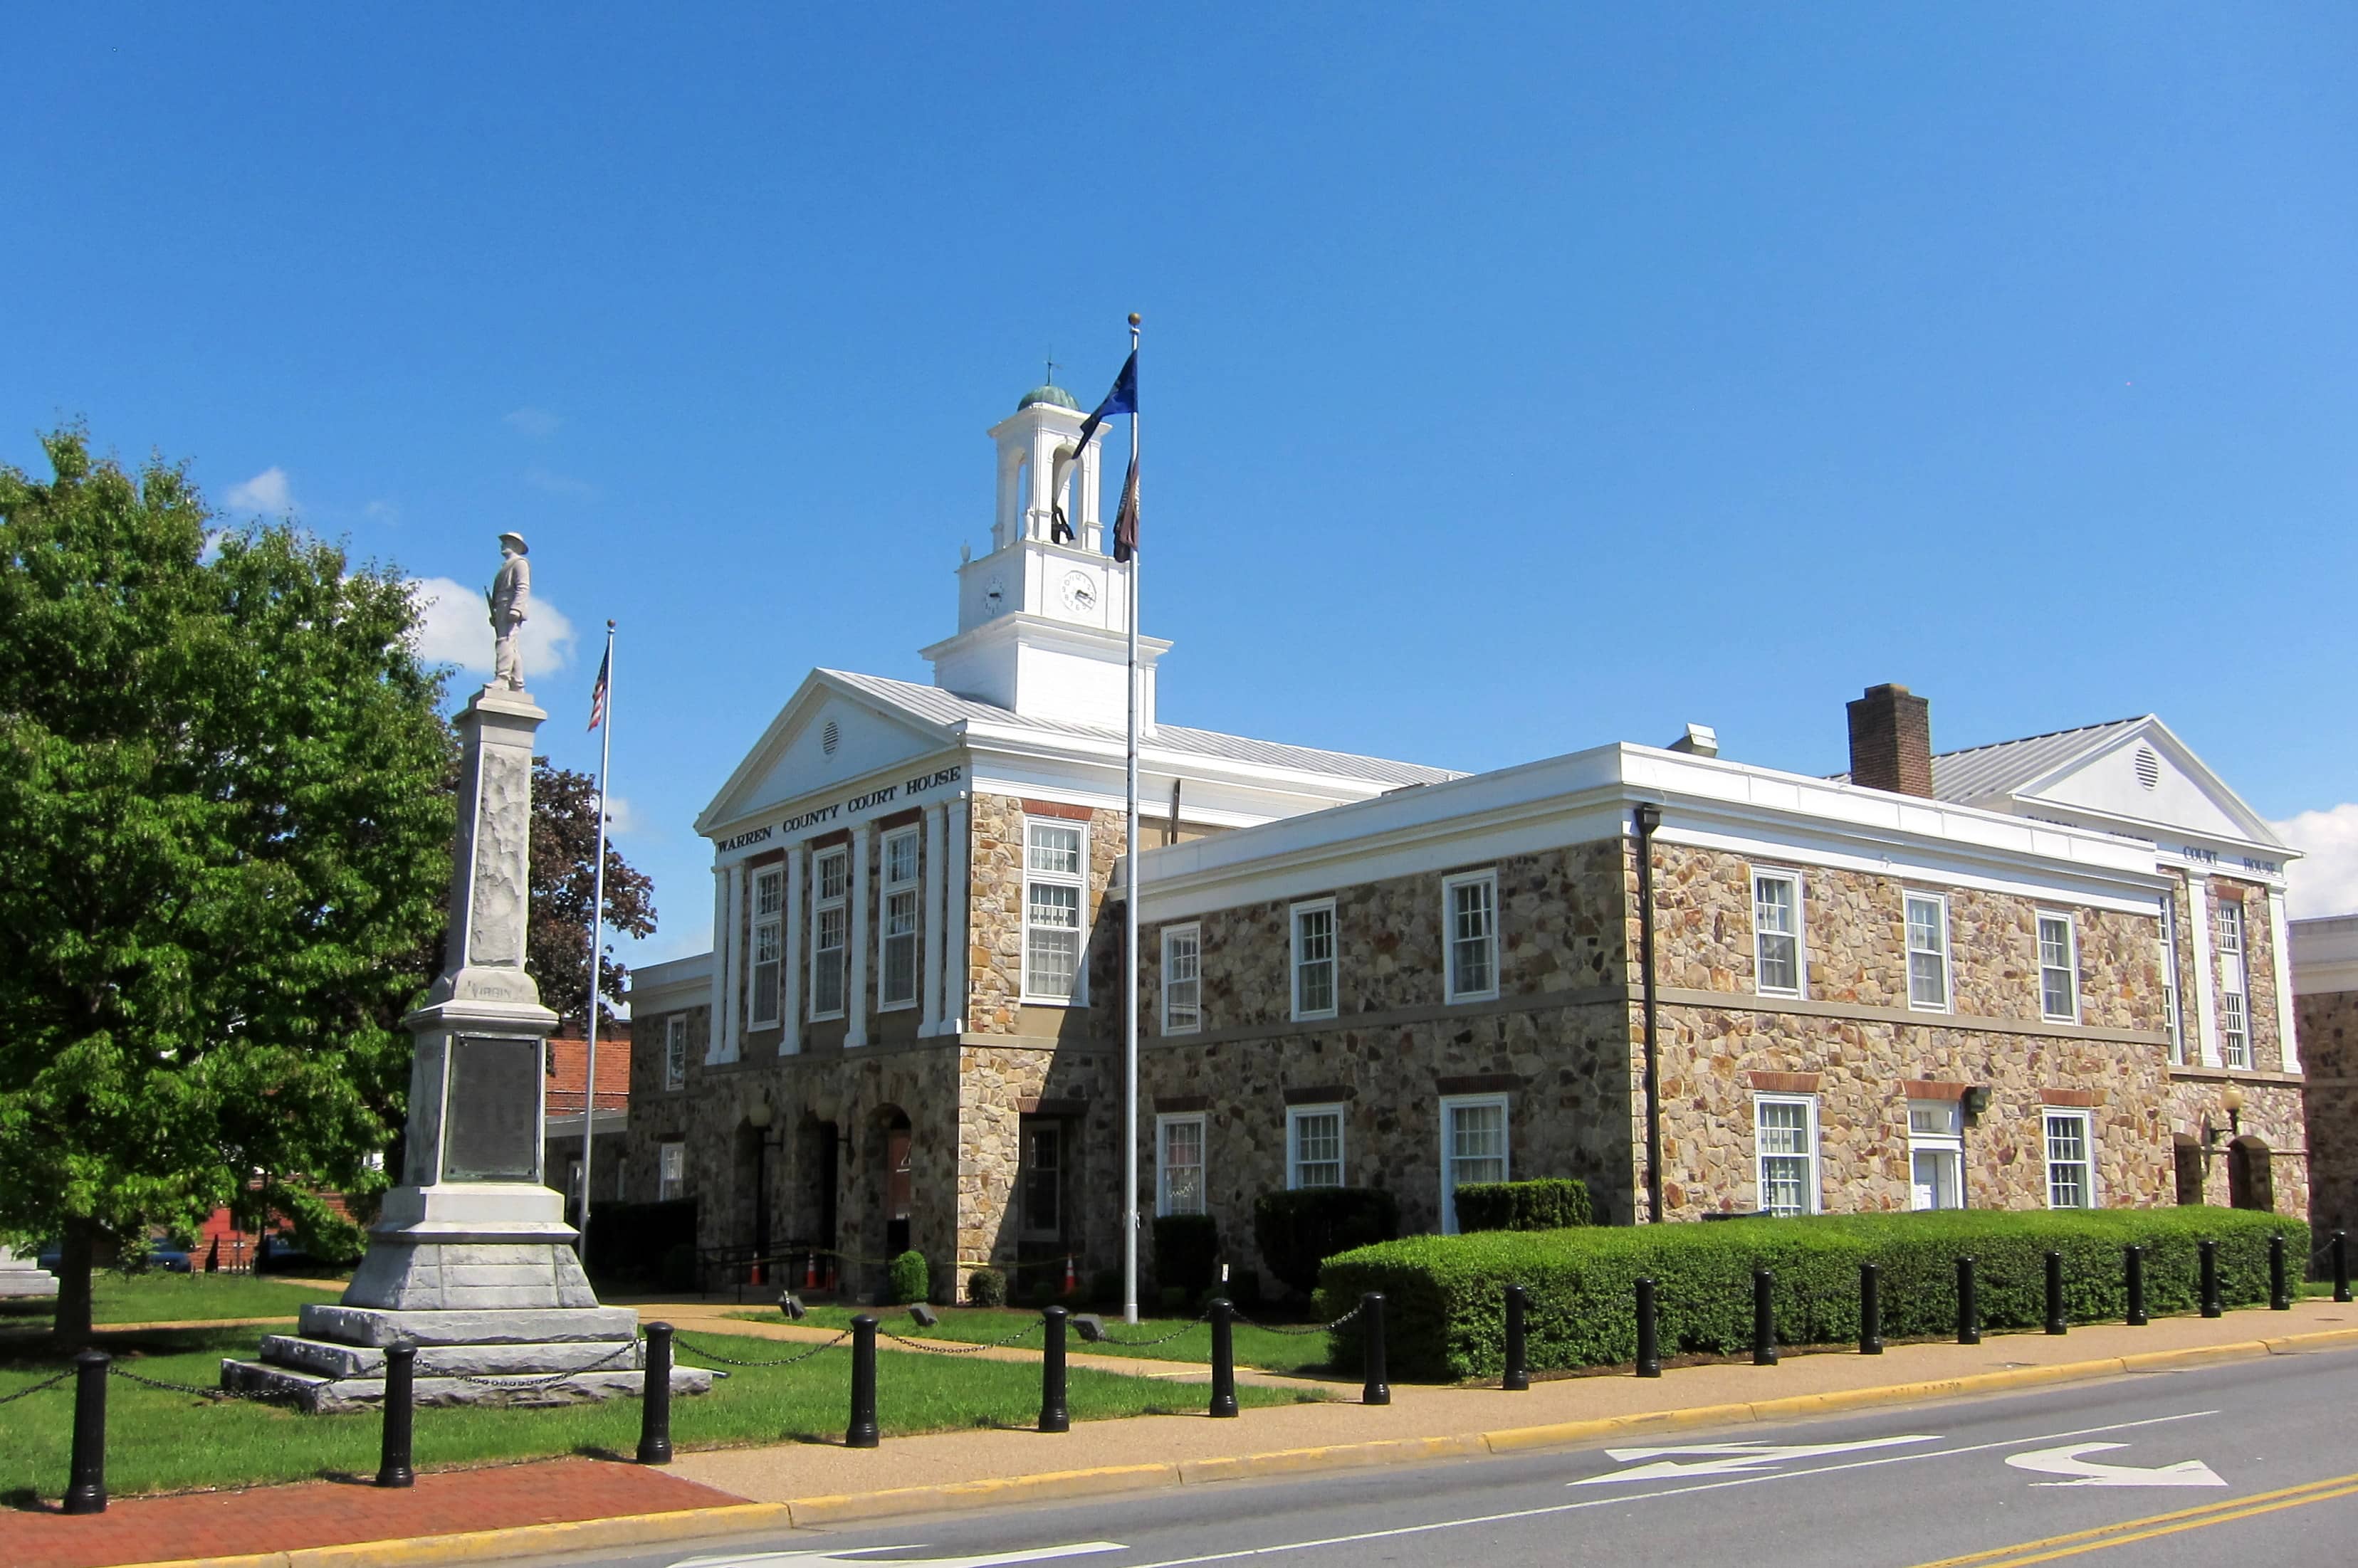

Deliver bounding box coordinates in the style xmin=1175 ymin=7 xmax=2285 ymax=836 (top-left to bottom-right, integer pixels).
xmin=1111 ymin=1409 xmax=2220 ymax=1568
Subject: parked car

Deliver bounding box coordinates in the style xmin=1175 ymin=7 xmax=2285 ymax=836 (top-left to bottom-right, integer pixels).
xmin=33 ymin=1233 xmax=193 ymax=1273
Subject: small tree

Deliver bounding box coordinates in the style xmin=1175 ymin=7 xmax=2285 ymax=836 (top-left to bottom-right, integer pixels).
xmin=526 ymin=757 xmax=655 ymax=1035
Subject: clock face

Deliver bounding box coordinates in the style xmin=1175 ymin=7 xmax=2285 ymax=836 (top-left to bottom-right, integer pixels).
xmin=1061 ymin=571 xmax=1098 ymax=613
xmin=984 ymin=577 xmax=1005 ymax=614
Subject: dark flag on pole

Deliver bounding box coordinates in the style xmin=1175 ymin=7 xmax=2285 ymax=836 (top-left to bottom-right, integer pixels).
xmin=587 ymin=646 xmax=611 ymax=731
xmin=1071 ymin=350 xmax=1137 ymax=461
xmin=1112 ymin=453 xmax=1140 ymax=562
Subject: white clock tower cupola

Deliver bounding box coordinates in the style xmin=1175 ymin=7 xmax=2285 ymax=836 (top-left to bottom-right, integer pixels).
xmin=921 ymin=381 xmax=1167 ymax=732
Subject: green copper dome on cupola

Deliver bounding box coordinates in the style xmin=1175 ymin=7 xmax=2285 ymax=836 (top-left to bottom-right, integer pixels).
xmin=1017 ymin=383 xmax=1081 ymax=412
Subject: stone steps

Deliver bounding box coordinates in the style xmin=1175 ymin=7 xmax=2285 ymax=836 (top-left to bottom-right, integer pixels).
xmin=217 ymin=1358 xmax=718 ymax=1415
xmin=257 ymin=1335 xmax=646 ymax=1379
xmin=298 ymin=1303 xmax=642 ymax=1346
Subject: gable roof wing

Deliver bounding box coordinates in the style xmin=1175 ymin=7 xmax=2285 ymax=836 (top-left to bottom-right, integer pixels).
xmin=693 ymin=670 xmax=956 ymax=834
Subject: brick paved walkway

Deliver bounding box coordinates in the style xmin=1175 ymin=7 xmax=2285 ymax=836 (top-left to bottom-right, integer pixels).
xmin=0 ymin=1456 xmax=748 ymax=1568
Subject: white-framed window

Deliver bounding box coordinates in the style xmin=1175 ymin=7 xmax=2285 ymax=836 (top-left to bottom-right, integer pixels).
xmin=1907 ymin=1098 xmax=1964 ymax=1211
xmin=1443 ymin=870 xmax=1499 ymax=1003
xmin=748 ymin=866 xmax=784 ymax=1028
xmin=2216 ymin=900 xmax=2249 ymax=1068
xmin=1023 ymin=818 xmax=1088 ymax=1004
xmin=1905 ymin=891 xmax=1951 ymax=1011
xmin=1440 ymin=1094 xmax=1509 ymax=1234
xmin=1753 ymin=869 xmax=1803 ymax=997
xmin=663 ymin=1015 xmax=687 ymax=1092
xmin=658 ymin=1141 xmax=686 ymax=1203
xmin=2159 ymin=897 xmax=2184 ymax=1064
xmin=1291 ymin=899 xmax=1338 ymax=1020
xmin=1286 ymin=1104 xmax=1345 ymax=1189
xmin=810 ymin=846 xmax=849 ymax=1019
xmin=879 ymin=828 xmax=920 ymax=1010
xmin=2044 ymin=1110 xmax=2094 ymax=1209
xmin=1754 ymin=1095 xmax=1819 ymax=1216
xmin=2038 ymin=912 xmax=2079 ymax=1024
xmin=1160 ymin=923 xmax=1201 ymax=1035
xmin=1156 ymin=1113 xmax=1206 ymax=1216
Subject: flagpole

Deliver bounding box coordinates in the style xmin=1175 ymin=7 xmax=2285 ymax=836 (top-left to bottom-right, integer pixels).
xmin=577 ymin=620 xmax=617 ymax=1269
xmin=1122 ymin=311 xmax=1143 ymax=1326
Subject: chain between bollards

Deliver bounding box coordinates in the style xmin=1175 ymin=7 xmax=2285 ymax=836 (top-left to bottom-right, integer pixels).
xmin=1858 ymin=1263 xmax=1882 ymax=1356
xmin=2270 ymin=1233 xmax=2292 ymax=1311
xmin=2044 ymin=1251 xmax=2067 ymax=1336
xmin=639 ymin=1323 xmax=674 ymax=1465
xmin=65 ymin=1349 xmax=109 ymax=1515
xmin=845 ymin=1315 xmax=880 ymax=1448
xmin=1956 ymin=1256 xmax=1979 ymax=1345
xmin=375 ymin=1342 xmax=416 ymax=1488
xmin=1039 ymin=1307 xmax=1069 ymax=1433
xmin=1751 ymin=1268 xmax=1776 ymax=1367
xmin=1207 ymin=1298 xmax=1239 ymax=1419
xmin=1360 ymin=1293 xmax=1390 ymax=1406
xmin=1502 ymin=1284 xmax=1530 ymax=1391
xmin=2199 ymin=1240 xmax=2221 ymax=1318
xmin=2126 ymin=1245 xmax=2147 ymax=1326
xmin=1636 ymin=1277 xmax=1662 ymax=1377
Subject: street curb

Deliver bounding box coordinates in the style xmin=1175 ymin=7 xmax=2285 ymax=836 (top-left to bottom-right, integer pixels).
xmin=85 ymin=1320 xmax=2358 ymax=1568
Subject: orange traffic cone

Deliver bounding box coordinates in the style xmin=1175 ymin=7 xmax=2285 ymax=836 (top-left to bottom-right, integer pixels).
xmin=1062 ymin=1255 xmax=1077 ymax=1296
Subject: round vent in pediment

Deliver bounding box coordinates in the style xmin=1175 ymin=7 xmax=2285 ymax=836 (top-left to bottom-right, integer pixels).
xmin=2134 ymin=745 xmax=2160 ymax=790
xmin=822 ymin=719 xmax=841 ymax=757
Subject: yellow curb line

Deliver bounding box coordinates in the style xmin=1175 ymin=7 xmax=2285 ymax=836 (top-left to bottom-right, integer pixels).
xmin=85 ymin=1320 xmax=2358 ymax=1568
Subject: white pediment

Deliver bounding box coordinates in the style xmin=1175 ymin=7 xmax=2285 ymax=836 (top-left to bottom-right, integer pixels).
xmin=2015 ymin=720 xmax=2284 ymax=852
xmin=696 ymin=673 xmax=952 ymax=836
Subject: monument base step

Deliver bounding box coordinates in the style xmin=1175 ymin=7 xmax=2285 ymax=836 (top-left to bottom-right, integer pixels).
xmin=219 ymin=1357 xmax=718 ymax=1414
xmin=258 ymin=1334 xmax=651 ymax=1380
xmin=298 ymin=1302 xmax=641 ymax=1346
xmin=0 ymin=1273 xmax=60 ymax=1298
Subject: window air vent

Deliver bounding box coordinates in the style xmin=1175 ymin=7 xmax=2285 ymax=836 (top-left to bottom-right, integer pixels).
xmin=2134 ymin=746 xmax=2159 ymax=791
xmin=822 ymin=720 xmax=841 ymax=757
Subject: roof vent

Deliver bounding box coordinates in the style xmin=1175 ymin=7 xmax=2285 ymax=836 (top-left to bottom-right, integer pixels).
xmin=822 ymin=720 xmax=841 ymax=757
xmin=2134 ymin=745 xmax=2159 ymax=790
xmin=1667 ymin=724 xmax=1719 ymax=759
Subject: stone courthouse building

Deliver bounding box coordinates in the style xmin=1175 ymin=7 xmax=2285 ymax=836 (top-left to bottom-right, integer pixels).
xmin=624 ymin=379 xmax=2311 ymax=1298
xmin=2293 ymin=916 xmax=2358 ymax=1247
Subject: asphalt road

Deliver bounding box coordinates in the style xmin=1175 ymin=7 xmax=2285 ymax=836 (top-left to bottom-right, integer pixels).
xmin=557 ymin=1346 xmax=2358 ymax=1568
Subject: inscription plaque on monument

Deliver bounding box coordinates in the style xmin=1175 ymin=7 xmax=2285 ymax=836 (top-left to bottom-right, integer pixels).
xmin=441 ymin=1035 xmax=541 ymax=1182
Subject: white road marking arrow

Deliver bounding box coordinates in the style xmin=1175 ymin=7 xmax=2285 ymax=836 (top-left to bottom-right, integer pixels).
xmin=2005 ymin=1442 xmax=2226 ymax=1488
xmin=672 ymin=1542 xmax=1126 ymax=1568
xmin=1572 ymin=1434 xmax=1941 ymax=1484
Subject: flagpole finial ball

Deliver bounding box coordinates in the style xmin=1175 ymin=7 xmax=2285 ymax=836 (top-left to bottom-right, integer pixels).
xmin=1128 ymin=312 xmax=1141 ymax=327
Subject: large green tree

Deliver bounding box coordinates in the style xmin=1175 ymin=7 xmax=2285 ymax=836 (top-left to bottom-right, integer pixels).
xmin=0 ymin=430 xmax=454 ymax=1340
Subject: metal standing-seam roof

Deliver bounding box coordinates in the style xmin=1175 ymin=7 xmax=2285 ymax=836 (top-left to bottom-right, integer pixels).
xmin=1922 ymin=716 xmax=2152 ymax=804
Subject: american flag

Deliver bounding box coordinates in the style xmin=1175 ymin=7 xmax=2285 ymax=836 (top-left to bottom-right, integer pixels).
xmin=587 ymin=646 xmax=611 ymax=731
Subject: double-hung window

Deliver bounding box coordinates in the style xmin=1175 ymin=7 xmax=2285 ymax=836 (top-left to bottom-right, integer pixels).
xmin=1291 ymin=899 xmax=1338 ymax=1020
xmin=2044 ymin=1110 xmax=2094 ymax=1209
xmin=1444 ymin=870 xmax=1499 ymax=1003
xmin=663 ymin=1016 xmax=688 ymax=1092
xmin=1907 ymin=1099 xmax=1964 ymax=1210
xmin=2038 ymin=912 xmax=2079 ymax=1023
xmin=2216 ymin=900 xmax=2249 ymax=1068
xmin=1287 ymin=1105 xmax=1345 ymax=1189
xmin=1753 ymin=870 xmax=1803 ymax=997
xmin=1905 ymin=892 xmax=1950 ymax=1011
xmin=880 ymin=828 xmax=920 ymax=1010
xmin=1023 ymin=819 xmax=1087 ymax=1004
xmin=1160 ymin=924 xmax=1201 ymax=1034
xmin=658 ymin=1141 xmax=686 ymax=1202
xmin=1156 ymin=1113 xmax=1206 ymax=1216
xmin=1755 ymin=1095 xmax=1819 ymax=1216
xmin=810 ymin=847 xmax=849 ymax=1019
xmin=1440 ymin=1095 xmax=1509 ymax=1233
xmin=2159 ymin=898 xmax=2184 ymax=1064
xmin=748 ymin=867 xmax=784 ymax=1028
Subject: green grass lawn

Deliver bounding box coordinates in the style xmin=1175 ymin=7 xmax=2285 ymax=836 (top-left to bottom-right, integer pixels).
xmin=0 ymin=1271 xmax=344 ymax=1334
xmin=727 ymin=1302 xmax=1340 ymax=1376
xmin=0 ymin=1324 xmax=1314 ymax=1504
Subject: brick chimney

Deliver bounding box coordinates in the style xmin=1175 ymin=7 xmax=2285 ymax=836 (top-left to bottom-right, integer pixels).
xmin=1846 ymin=683 xmax=1934 ymax=798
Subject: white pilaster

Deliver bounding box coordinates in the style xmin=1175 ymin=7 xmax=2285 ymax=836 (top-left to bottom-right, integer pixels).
xmin=943 ymin=795 xmax=970 ymax=1034
xmin=780 ymin=847 xmax=805 ymax=1056
xmin=921 ymin=803 xmax=948 ymax=1034
xmin=706 ymin=867 xmax=729 ymax=1065
xmin=2268 ymin=887 xmax=2300 ymax=1075
xmin=847 ymin=828 xmax=870 ymax=1048
xmin=2186 ymin=873 xmax=2221 ymax=1070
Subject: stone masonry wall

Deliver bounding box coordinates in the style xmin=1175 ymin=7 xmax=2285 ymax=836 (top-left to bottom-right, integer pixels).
xmin=966 ymin=792 xmax=1126 ymax=1041
xmin=2299 ymin=986 xmax=2358 ymax=1244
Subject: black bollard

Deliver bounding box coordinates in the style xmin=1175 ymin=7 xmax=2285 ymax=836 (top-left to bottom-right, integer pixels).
xmin=2126 ymin=1245 xmax=2147 ymax=1326
xmin=63 ymin=1349 xmax=110 ymax=1515
xmin=2270 ymin=1233 xmax=2291 ymax=1311
xmin=1039 ymin=1307 xmax=1069 ymax=1433
xmin=376 ymin=1342 xmax=416 ymax=1488
xmin=2045 ymin=1251 xmax=2068 ymax=1336
xmin=1858 ymin=1263 xmax=1883 ymax=1356
xmin=2199 ymin=1241 xmax=2221 ymax=1319
xmin=1502 ymin=1285 xmax=1530 ymax=1391
xmin=1956 ymin=1256 xmax=1980 ymax=1345
xmin=846 ymin=1315 xmax=880 ymax=1448
xmin=1636 ymin=1277 xmax=1662 ymax=1377
xmin=638 ymin=1322 xmax=674 ymax=1465
xmin=1208 ymin=1298 xmax=1239 ymax=1419
xmin=2336 ymin=1231 xmax=2352 ymax=1305
xmin=1361 ymin=1293 xmax=1390 ymax=1406
xmin=1751 ymin=1268 xmax=1777 ymax=1367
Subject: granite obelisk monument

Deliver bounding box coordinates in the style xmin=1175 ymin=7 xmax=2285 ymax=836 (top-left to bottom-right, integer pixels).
xmin=224 ymin=535 xmax=709 ymax=1411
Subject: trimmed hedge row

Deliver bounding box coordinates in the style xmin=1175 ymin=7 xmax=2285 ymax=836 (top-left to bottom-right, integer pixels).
xmin=1455 ymin=1178 xmax=1593 ymax=1233
xmin=1316 ymin=1208 xmax=2310 ymax=1381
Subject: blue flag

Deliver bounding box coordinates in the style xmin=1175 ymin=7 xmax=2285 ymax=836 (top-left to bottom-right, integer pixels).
xmin=1071 ymin=350 xmax=1137 ymax=460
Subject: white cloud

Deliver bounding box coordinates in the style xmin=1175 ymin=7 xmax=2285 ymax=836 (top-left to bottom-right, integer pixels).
xmin=595 ymin=793 xmax=645 ymax=836
xmin=224 ymin=466 xmax=295 ymax=515
xmin=2271 ymin=803 xmax=2358 ymax=920
xmin=407 ymin=575 xmax=577 ymax=679
xmin=363 ymin=499 xmax=401 ymax=525
xmin=525 ymin=465 xmax=597 ymax=499
xmin=504 ymin=406 xmax=561 ymax=438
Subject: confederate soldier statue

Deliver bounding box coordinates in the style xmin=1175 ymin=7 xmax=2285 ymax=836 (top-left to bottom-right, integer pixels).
xmin=486 ymin=531 xmax=531 ymax=690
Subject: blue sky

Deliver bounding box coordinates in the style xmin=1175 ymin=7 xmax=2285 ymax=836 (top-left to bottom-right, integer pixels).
xmin=7 ymin=5 xmax=2356 ymax=962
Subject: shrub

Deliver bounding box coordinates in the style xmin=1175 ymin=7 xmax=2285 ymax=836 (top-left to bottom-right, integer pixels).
xmin=1254 ymin=1188 xmax=1400 ymax=1298
xmin=1454 ymin=1178 xmax=1593 ymax=1233
xmin=1316 ymin=1207 xmax=2312 ymax=1381
xmin=966 ymin=1266 xmax=1007 ymax=1307
xmin=1159 ymin=1284 xmax=1191 ymax=1313
xmin=889 ymin=1249 xmax=930 ymax=1305
xmin=1154 ymin=1214 xmax=1220 ymax=1298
